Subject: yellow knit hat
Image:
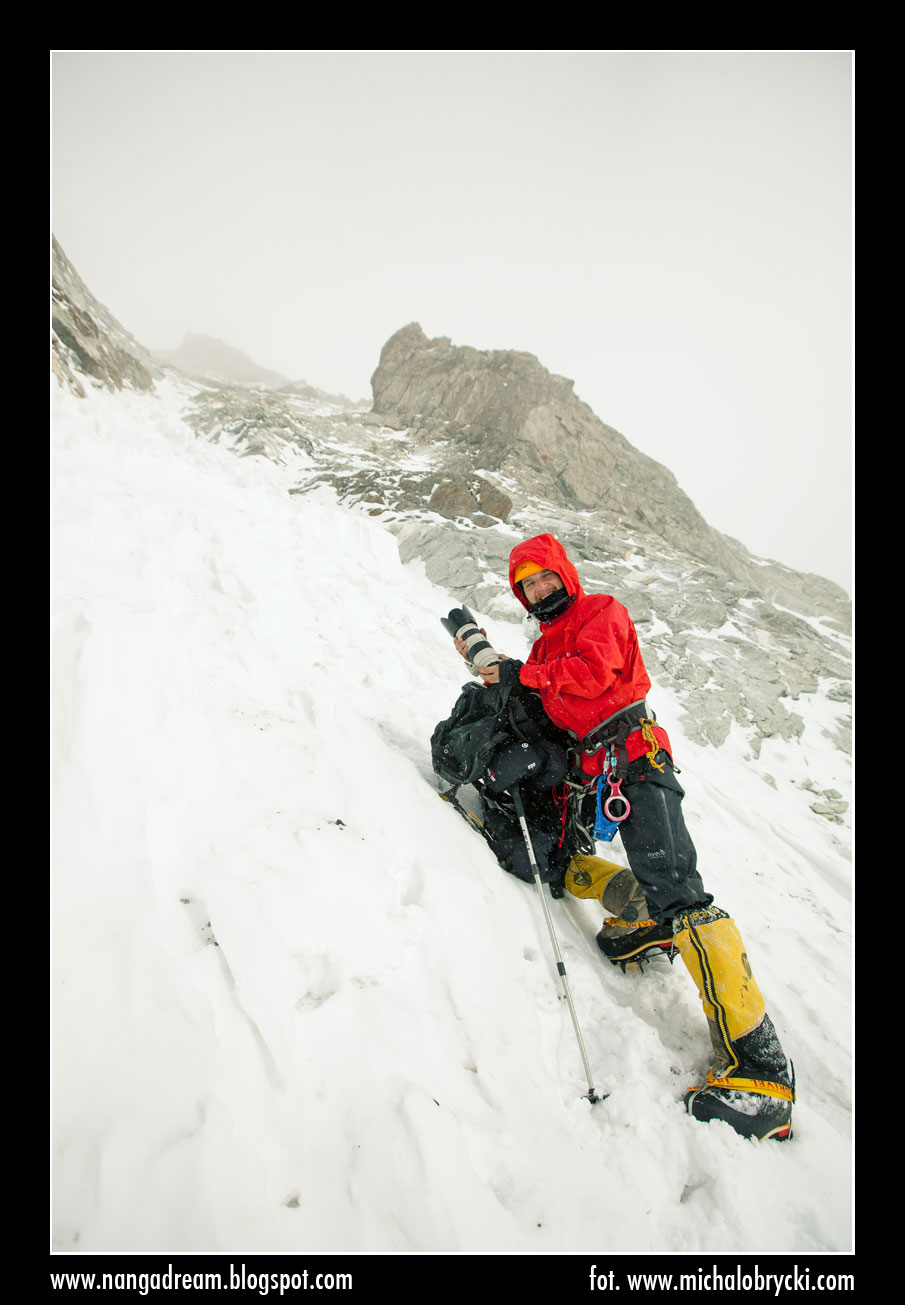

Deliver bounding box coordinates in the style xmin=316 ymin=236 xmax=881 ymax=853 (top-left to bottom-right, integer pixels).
xmin=514 ymin=560 xmax=544 ymax=584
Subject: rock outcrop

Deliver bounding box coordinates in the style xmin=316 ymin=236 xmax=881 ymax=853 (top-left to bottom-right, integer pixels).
xmin=371 ymin=323 xmax=752 ymax=581
xmin=52 ymin=238 xmax=157 ymax=395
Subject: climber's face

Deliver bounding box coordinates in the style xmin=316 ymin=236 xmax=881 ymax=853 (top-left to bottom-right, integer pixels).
xmin=520 ymin=570 xmax=564 ymax=606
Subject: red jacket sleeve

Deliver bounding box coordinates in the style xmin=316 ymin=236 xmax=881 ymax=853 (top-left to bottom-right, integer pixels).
xmin=519 ymin=599 xmax=641 ymax=700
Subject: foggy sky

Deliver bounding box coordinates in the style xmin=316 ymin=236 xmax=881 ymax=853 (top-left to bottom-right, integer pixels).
xmin=51 ymin=50 xmax=853 ymax=593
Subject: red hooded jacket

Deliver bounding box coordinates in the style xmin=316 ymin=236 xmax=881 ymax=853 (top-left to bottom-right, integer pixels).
xmin=508 ymin=534 xmax=671 ymax=777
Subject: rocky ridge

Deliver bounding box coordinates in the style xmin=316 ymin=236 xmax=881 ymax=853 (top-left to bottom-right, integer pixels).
xmin=52 ymin=237 xmax=160 ymax=396
xmin=371 ymin=323 xmax=744 ymax=577
xmin=51 ymin=238 xmax=851 ymax=804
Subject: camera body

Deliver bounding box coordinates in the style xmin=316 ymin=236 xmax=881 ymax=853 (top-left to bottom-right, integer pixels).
xmin=441 ymin=605 xmax=500 ymax=671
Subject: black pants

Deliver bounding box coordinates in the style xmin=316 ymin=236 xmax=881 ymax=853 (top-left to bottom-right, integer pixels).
xmin=479 ymin=781 xmax=579 ymax=887
xmin=580 ymin=750 xmax=712 ymax=922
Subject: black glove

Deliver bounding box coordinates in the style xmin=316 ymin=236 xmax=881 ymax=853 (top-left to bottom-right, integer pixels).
xmin=484 ymin=738 xmax=569 ymax=793
xmin=497 ymin=658 xmax=524 ymax=687
xmin=484 ymin=740 xmax=543 ymax=792
xmin=529 ymin=741 xmax=568 ymax=788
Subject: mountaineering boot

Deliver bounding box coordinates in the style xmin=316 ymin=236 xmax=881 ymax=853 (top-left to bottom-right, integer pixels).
xmin=673 ymin=906 xmax=794 ymax=1141
xmin=562 ymin=854 xmax=668 ymax=967
xmin=595 ymin=917 xmax=675 ymax=968
xmin=567 ymin=857 xmax=675 ymax=968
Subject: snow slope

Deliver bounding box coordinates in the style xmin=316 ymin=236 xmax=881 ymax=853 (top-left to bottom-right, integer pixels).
xmin=51 ymin=379 xmax=853 ymax=1256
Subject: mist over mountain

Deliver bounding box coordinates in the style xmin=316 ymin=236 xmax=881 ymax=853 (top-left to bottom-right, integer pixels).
xmin=153 ymin=332 xmax=364 ymax=407
xmin=154 ymin=334 xmax=291 ymax=388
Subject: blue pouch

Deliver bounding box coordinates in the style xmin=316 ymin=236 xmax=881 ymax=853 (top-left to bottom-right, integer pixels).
xmin=594 ymin=775 xmax=622 ymax=842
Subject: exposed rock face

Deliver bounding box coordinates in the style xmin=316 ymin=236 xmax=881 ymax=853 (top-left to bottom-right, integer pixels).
xmin=371 ymin=323 xmax=752 ymax=581
xmin=52 ymin=238 xmax=156 ymax=395
xmin=372 ymin=322 xmax=578 ymax=435
xmin=427 ymin=476 xmax=512 ymax=526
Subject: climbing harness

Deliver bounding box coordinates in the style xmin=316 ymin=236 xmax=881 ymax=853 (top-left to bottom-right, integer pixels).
xmin=582 ymin=709 xmax=671 ymax=840
xmin=577 ymin=699 xmax=649 ymax=757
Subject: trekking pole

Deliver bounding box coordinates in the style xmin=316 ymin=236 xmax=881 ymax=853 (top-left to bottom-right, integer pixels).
xmin=510 ymin=783 xmax=603 ymax=1104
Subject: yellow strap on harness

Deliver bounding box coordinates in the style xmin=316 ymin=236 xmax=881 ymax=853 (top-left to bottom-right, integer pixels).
xmin=640 ymin=718 xmax=666 ymax=772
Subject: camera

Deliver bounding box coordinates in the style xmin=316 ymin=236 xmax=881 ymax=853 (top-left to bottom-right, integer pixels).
xmin=441 ymin=605 xmax=501 ymax=671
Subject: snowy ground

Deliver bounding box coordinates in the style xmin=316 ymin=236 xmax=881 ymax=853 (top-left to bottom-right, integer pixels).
xmin=51 ymin=379 xmax=853 ymax=1257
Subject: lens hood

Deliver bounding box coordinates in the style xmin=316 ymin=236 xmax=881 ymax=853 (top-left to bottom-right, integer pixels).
xmin=441 ymin=605 xmax=477 ymax=637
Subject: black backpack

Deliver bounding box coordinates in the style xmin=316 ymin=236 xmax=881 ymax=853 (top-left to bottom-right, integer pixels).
xmin=431 ymin=680 xmax=570 ymax=792
xmin=430 ymin=681 xmax=517 ymax=787
xmin=431 ymin=682 xmax=583 ymax=887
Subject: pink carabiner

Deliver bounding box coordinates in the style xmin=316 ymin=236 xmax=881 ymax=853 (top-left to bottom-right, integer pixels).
xmin=603 ymin=779 xmax=631 ymax=823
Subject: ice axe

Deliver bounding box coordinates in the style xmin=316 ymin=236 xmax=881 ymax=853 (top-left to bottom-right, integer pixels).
xmin=510 ymin=783 xmax=604 ymax=1105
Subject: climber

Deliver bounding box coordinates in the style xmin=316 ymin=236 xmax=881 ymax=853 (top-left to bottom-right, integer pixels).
xmin=449 ymin=532 xmax=795 ymax=1142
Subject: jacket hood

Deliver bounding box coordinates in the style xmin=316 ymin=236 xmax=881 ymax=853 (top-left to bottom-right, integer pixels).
xmin=508 ymin=534 xmax=585 ymax=614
